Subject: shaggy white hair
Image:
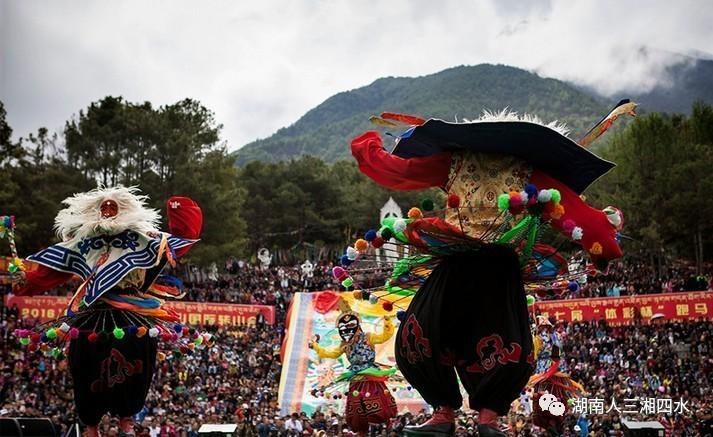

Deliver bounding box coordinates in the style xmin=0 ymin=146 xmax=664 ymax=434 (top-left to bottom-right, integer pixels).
xmin=54 ymin=186 xmax=161 ymax=241
xmin=462 ymin=108 xmax=570 ymax=137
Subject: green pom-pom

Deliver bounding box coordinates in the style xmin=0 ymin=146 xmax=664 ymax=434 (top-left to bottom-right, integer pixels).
xmin=341 ymin=277 xmax=354 ymax=288
xmin=8 ymin=264 xmax=18 ymax=273
xmin=567 ymin=398 xmax=576 ymax=406
xmin=526 ymin=295 xmax=536 ymax=306
xmin=20 ymin=337 xmax=30 ymax=346
xmin=113 ymin=327 xmax=125 ymax=340
xmin=352 ymin=390 xmax=360 ymax=397
xmin=194 ymin=336 xmax=204 ymax=345
xmin=550 ymin=189 xmax=561 ymax=203
xmin=497 ymin=194 xmax=510 ymax=211
xmin=173 ymin=350 xmax=183 ymax=359
xmin=51 ymin=347 xmax=61 ymax=358
xmin=420 ymin=198 xmax=434 ymax=211
xmin=46 ymin=328 xmax=57 ymax=340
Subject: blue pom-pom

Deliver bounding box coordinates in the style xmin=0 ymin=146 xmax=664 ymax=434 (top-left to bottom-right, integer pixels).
xmin=173 ymin=324 xmax=183 ymax=333
xmin=340 ymin=255 xmax=352 ymax=266
xmin=364 ymin=230 xmax=377 ymax=242
xmin=396 ymin=310 xmax=406 ymax=322
xmin=127 ymin=326 xmax=139 ymax=335
xmin=525 ymin=184 xmax=538 ymax=199
xmin=567 ymin=281 xmax=579 ymax=292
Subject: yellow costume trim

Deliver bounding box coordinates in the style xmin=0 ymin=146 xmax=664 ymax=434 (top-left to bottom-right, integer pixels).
xmin=312 ymin=342 xmax=343 ymax=359
xmin=368 ymin=317 xmax=395 ymax=345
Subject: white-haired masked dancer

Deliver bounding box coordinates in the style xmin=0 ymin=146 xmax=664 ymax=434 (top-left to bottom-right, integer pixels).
xmin=12 ymin=186 xmax=203 ymax=437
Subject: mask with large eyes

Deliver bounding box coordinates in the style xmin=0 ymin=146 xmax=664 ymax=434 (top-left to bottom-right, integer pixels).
xmin=337 ymin=314 xmax=360 ymax=342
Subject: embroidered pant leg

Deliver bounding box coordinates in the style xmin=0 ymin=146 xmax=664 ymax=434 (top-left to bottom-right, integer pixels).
xmin=69 ymin=316 xmax=157 ymax=425
xmin=443 ymin=245 xmax=534 ymax=416
xmin=394 ymin=254 xmax=463 ymax=409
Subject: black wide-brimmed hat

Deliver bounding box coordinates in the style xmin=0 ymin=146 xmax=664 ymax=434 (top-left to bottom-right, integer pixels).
xmin=391 ymin=118 xmax=614 ymax=194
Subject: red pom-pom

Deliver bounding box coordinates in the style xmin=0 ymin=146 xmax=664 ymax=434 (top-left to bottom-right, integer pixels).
xmin=30 ymin=333 xmax=41 ymax=343
xmin=509 ymin=205 xmax=525 ymax=215
xmin=382 ymin=301 xmax=393 ymax=312
xmin=371 ymin=236 xmax=384 ymax=248
xmin=88 ymin=332 xmax=99 ymax=343
xmin=508 ymin=191 xmax=522 ymax=207
xmin=161 ymin=332 xmax=172 ymax=342
xmin=28 ymin=343 xmax=38 ymax=352
xmin=447 ymin=194 xmax=461 ymax=208
xmin=562 ymin=219 xmax=576 ymax=233
xmin=543 ymin=202 xmax=557 ymax=216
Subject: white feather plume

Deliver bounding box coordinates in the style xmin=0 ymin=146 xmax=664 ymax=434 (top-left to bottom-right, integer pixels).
xmin=54 ymin=185 xmax=161 ymax=241
xmin=464 ymin=108 xmax=570 ymax=136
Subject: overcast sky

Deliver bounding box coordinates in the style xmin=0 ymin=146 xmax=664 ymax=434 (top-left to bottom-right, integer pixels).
xmin=2 ymin=0 xmax=712 ymax=149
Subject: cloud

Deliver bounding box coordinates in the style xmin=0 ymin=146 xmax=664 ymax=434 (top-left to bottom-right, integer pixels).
xmin=1 ymin=0 xmax=711 ymax=150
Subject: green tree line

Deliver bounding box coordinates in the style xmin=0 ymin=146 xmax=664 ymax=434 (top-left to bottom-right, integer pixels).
xmin=1 ymin=96 xmax=711 ymax=268
xmin=0 ymin=97 xmax=431 ymax=265
xmin=588 ymin=102 xmax=713 ymax=272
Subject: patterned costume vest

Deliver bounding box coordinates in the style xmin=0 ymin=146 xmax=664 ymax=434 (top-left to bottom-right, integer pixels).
xmin=445 ymin=151 xmax=532 ymax=239
xmin=344 ymin=331 xmax=376 ymax=373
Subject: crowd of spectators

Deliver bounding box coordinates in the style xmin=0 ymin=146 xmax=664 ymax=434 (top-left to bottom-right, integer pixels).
xmin=1 ymin=257 xmax=712 ymax=436
xmin=571 ymin=259 xmax=711 ymax=300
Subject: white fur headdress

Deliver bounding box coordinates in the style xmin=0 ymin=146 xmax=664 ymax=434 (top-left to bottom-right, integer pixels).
xmin=464 ymin=108 xmax=570 ymax=136
xmin=54 ymin=186 xmax=161 ymax=241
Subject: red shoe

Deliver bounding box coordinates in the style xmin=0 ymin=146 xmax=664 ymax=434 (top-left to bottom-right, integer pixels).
xmin=404 ymin=407 xmax=456 ymax=435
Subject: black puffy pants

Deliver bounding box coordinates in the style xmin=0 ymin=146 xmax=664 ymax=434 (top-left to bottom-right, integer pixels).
xmin=69 ymin=323 xmax=157 ymax=426
xmin=394 ymin=244 xmax=533 ymax=415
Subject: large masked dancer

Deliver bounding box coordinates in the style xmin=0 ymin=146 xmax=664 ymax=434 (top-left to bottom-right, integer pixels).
xmin=336 ymin=101 xmax=634 ymax=436
xmin=12 ymin=187 xmax=203 ymax=436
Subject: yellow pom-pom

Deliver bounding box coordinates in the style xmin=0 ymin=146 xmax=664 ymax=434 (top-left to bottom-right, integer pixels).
xmin=590 ymin=242 xmax=603 ymax=255
xmin=11 ymin=257 xmax=25 ymax=272
xmin=407 ymin=207 xmax=423 ymax=220
xmin=157 ymin=352 xmax=166 ymax=361
xmin=354 ymin=239 xmax=369 ymax=252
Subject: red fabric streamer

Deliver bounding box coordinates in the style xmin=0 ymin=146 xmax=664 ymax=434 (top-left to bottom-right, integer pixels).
xmin=350 ymin=131 xmax=451 ymax=191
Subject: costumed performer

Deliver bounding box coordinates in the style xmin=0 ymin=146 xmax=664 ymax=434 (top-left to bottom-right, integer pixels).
xmin=12 ymin=186 xmax=203 ymax=437
xmin=308 ymin=297 xmax=398 ymax=436
xmin=528 ymin=316 xmax=584 ymax=435
xmin=339 ymin=101 xmax=634 ymax=436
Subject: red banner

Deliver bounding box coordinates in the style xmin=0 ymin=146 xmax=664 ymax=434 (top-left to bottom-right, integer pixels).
xmin=534 ymin=292 xmax=712 ymax=325
xmin=3 ymin=294 xmax=275 ymax=326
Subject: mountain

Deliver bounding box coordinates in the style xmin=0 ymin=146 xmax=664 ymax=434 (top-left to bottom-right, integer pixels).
xmin=626 ymin=58 xmax=713 ymax=114
xmin=234 ymin=59 xmax=713 ymax=166
xmin=234 ymin=64 xmax=609 ymax=166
